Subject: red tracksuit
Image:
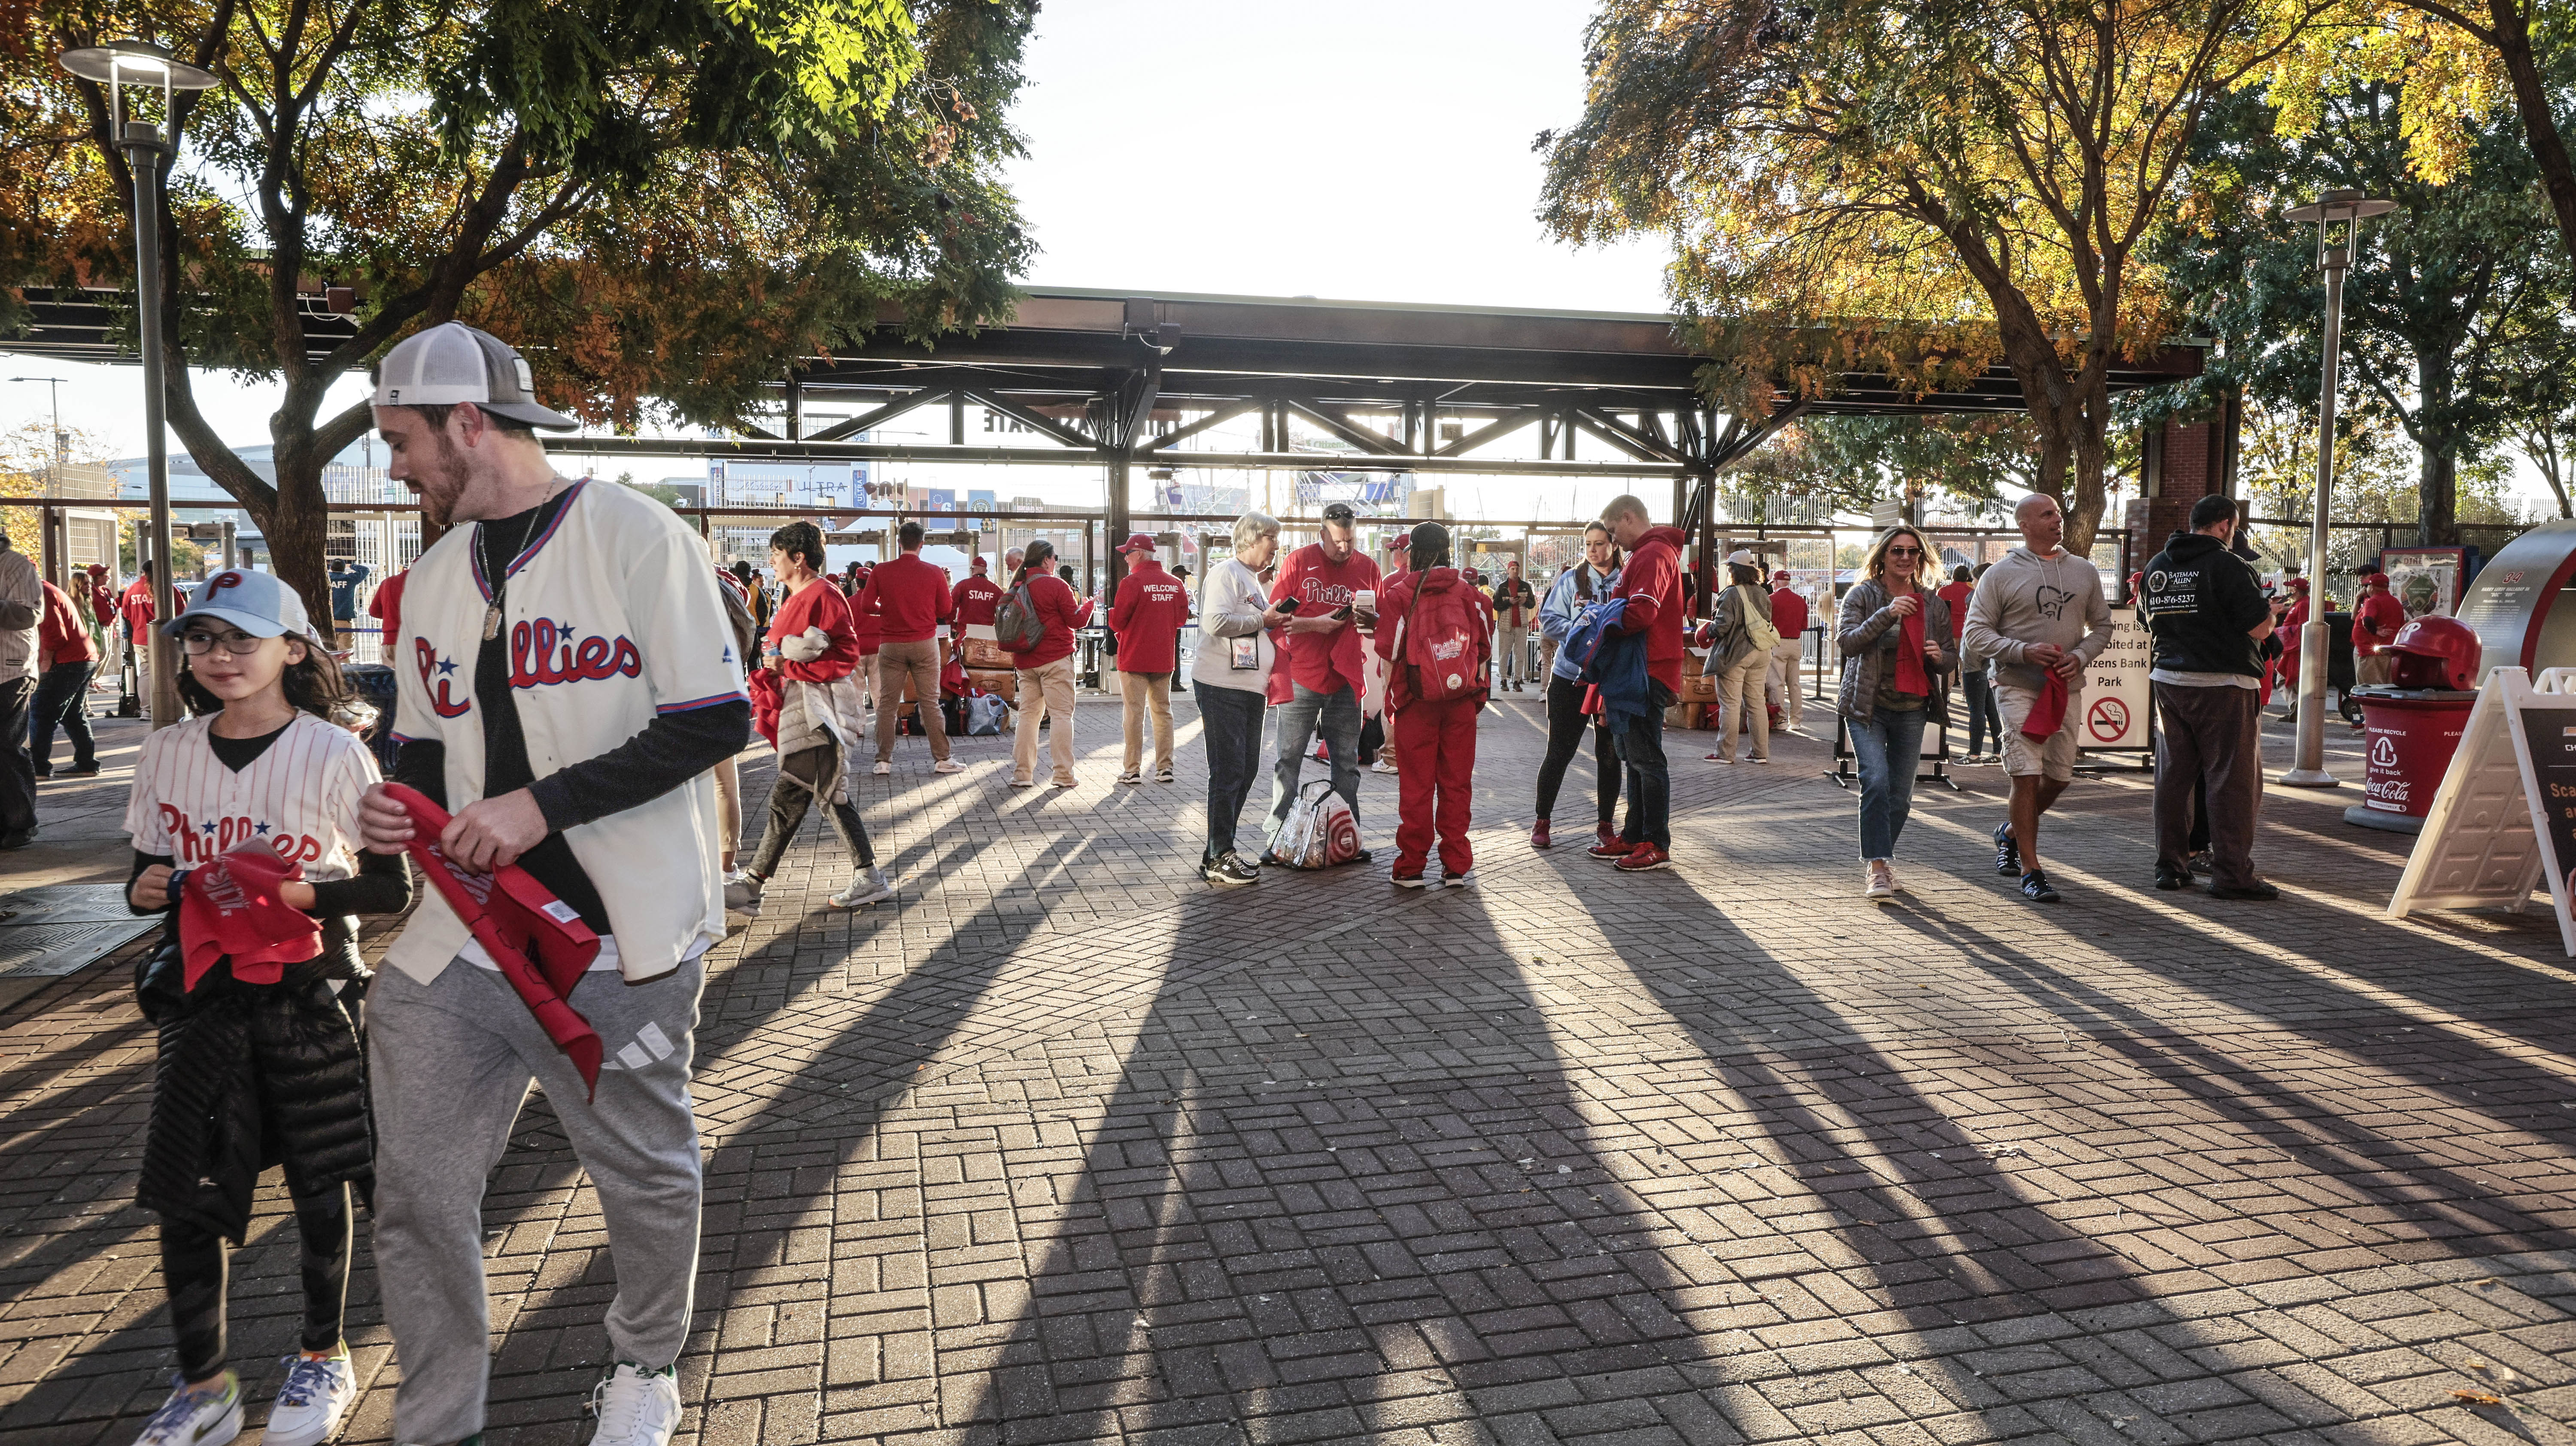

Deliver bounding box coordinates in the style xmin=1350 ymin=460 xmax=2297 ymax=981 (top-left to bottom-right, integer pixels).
xmin=1375 ymin=565 xmax=1491 ymax=878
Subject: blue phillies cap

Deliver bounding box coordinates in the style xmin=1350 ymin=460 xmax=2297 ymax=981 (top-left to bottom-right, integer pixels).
xmin=164 ymin=568 xmax=317 ymax=641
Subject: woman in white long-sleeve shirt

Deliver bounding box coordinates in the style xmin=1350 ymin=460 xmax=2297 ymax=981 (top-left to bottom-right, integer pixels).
xmin=1194 ymin=511 xmax=1286 ymax=886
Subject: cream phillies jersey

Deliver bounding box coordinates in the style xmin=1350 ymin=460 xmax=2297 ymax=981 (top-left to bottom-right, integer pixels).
xmin=122 ymin=713 xmax=380 ymax=880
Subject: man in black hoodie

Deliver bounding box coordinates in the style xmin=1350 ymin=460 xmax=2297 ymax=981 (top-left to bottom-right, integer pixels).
xmin=2140 ymin=494 xmax=2287 ymax=899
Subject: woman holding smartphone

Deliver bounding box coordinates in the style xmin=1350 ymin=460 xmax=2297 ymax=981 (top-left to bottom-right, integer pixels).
xmin=1194 ymin=511 xmax=1288 ymax=884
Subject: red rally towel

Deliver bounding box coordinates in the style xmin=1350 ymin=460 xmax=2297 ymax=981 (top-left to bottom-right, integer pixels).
xmin=1893 ymin=597 xmax=1930 ymax=697
xmin=2020 ymin=668 xmax=2071 ymax=741
xmin=175 ymin=842 xmax=324 ymax=990
xmin=379 ymin=784 xmax=607 ymax=1097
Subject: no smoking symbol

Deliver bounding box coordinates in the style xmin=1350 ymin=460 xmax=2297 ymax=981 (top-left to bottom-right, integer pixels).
xmin=2087 ymin=696 xmax=2129 ymax=741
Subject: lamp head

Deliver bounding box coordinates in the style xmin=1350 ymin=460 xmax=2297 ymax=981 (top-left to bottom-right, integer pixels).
xmin=58 ymin=39 xmax=217 ymax=90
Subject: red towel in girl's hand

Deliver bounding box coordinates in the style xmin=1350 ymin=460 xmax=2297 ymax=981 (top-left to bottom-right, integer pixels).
xmin=176 ymin=843 xmax=323 ymax=990
xmin=2021 ymin=668 xmax=2071 ymax=740
xmin=379 ymin=784 xmax=606 ymax=1097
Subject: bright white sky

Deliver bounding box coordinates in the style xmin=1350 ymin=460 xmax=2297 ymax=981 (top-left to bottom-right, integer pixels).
xmin=0 ymin=0 xmax=1669 ymax=495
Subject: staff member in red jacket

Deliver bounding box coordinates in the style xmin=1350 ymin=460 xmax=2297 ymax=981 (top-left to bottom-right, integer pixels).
xmin=951 ymin=554 xmax=1003 ymax=654
xmin=1768 ymin=570 xmax=1813 ymax=732
xmin=1107 ymin=535 xmax=1191 ymax=785
xmin=855 ymin=521 xmax=960 ymax=775
xmin=1002 ymin=540 xmax=1085 ymax=788
xmin=1593 ymin=495 xmax=1685 ymax=872
xmin=30 ymin=577 xmax=99 ymax=777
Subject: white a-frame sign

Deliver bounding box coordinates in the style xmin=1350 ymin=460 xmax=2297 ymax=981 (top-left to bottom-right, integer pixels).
xmin=2388 ymin=666 xmax=2576 ymax=954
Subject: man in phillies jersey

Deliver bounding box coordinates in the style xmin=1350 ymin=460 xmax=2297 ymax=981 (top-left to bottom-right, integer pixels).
xmin=357 ymin=322 xmax=747 ymax=1446
xmin=1262 ymin=501 xmax=1380 ymax=860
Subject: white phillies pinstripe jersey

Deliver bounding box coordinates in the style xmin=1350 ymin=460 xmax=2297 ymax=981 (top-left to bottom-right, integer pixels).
xmin=121 ymin=713 xmax=380 ymax=880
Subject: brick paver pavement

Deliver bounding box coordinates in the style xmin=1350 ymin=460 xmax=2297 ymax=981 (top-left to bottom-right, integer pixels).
xmin=5 ymin=692 xmax=2574 ymax=1446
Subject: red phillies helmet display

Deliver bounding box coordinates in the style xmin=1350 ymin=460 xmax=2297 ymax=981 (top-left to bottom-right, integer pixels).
xmin=2385 ymin=615 xmax=2481 ymax=691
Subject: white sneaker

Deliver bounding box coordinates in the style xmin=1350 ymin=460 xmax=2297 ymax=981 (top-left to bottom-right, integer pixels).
xmin=872 ymin=760 xmax=891 ymax=776
xmin=1117 ymin=770 xmax=1143 ymax=786
xmin=1865 ymin=862 xmax=1895 ymax=900
xmin=588 ymin=1362 xmax=681 ymax=1446
xmin=932 ymin=759 xmax=963 ymax=774
xmin=830 ymin=866 xmax=894 ymax=910
xmin=722 ymin=870 xmax=762 ymax=913
xmin=133 ymin=1372 xmax=241 ymax=1446
xmin=262 ymin=1352 xmax=354 ymax=1446
xmin=1371 ymin=759 xmax=1397 ymax=774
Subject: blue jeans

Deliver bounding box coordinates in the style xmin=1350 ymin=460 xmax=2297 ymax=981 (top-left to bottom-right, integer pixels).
xmin=1196 ymin=682 xmax=1268 ymax=864
xmin=1850 ymin=706 xmax=1928 ymax=860
xmin=1963 ymin=671 xmax=2002 ymax=755
xmin=1265 ymin=681 xmax=1361 ymax=848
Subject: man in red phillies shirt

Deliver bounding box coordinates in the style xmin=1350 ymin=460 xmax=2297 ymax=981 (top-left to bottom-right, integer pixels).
xmin=1594 ymin=494 xmax=1685 ymax=871
xmin=1767 ymin=570 xmax=1812 ymax=732
xmin=1262 ymin=501 xmax=1381 ymax=862
xmin=854 ymin=520 xmax=960 ymax=774
xmin=30 ymin=577 xmax=99 ymax=777
xmin=1107 ymin=535 xmax=1191 ymax=784
xmin=2351 ymin=562 xmax=2407 ymax=688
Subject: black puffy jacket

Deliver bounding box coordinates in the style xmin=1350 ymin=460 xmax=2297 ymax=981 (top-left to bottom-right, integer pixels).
xmin=136 ymin=935 xmax=372 ymax=1243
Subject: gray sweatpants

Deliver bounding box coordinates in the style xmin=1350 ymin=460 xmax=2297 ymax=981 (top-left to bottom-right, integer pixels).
xmin=369 ymin=953 xmax=706 ymax=1445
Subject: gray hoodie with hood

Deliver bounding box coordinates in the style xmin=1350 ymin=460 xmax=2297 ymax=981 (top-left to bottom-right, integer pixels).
xmin=1961 ymin=545 xmax=2114 ymax=691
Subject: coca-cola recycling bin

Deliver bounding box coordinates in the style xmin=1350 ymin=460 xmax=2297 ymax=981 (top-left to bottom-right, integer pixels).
xmin=2344 ymin=687 xmax=2478 ymax=833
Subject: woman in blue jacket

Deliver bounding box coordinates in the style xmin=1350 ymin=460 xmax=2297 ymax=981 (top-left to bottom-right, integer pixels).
xmin=1530 ymin=522 xmax=1624 ymax=851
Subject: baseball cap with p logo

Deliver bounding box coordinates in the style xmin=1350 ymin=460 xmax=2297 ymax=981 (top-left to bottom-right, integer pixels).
xmin=372 ymin=322 xmax=580 ymax=431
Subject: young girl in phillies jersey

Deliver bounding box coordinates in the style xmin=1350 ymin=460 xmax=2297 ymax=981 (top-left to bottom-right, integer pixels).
xmin=119 ymin=568 xmax=409 ymax=1446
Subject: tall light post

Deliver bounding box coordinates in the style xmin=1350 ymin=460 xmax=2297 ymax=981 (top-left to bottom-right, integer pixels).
xmin=2278 ymin=188 xmax=2395 ymax=789
xmin=56 ymin=40 xmax=218 ymax=730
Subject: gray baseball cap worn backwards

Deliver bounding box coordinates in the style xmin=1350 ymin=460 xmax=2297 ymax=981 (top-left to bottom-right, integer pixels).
xmin=372 ymin=322 xmax=580 ymax=431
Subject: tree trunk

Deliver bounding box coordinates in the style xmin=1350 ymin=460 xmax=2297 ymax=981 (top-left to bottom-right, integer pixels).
xmin=2484 ymin=0 xmax=2576 ymax=277
xmin=2063 ymin=372 xmax=2113 ymax=556
xmin=2415 ymin=350 xmax=2461 ymax=547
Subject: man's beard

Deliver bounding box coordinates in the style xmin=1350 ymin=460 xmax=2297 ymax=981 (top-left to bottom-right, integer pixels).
xmin=415 ymin=432 xmax=474 ymax=528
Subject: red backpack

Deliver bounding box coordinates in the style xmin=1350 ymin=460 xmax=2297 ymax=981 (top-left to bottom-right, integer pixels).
xmin=1396 ymin=574 xmax=1488 ymax=704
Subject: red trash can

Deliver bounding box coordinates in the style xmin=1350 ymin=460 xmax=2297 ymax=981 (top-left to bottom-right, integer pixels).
xmin=2346 ymin=687 xmax=2478 ymax=832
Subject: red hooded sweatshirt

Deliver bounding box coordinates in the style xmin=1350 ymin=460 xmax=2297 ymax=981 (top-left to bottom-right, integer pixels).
xmin=1617 ymin=525 xmax=1688 ymax=690
xmin=38 ymin=580 xmax=95 ymax=666
xmin=1108 ymin=557 xmax=1191 ymax=674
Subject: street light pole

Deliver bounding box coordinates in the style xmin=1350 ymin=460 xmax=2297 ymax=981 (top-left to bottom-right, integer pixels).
xmin=56 ymin=40 xmax=218 ymax=731
xmin=2278 ymin=189 xmax=2395 ymax=789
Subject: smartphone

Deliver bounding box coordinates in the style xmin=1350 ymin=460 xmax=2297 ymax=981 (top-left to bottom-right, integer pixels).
xmin=1331 ymin=603 xmax=1355 ymax=620
xmin=1270 ymin=595 xmax=1299 ymax=614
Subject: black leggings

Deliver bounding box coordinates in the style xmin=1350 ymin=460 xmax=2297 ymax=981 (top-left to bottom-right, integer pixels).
xmin=747 ymin=743 xmax=875 ymax=880
xmin=1535 ymin=676 xmax=1619 ymax=824
xmin=161 ymin=1183 xmax=350 ymax=1381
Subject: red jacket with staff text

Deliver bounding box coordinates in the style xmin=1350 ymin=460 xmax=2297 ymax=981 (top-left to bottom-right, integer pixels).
xmin=1107 ymin=558 xmax=1191 ymax=673
xmin=952 ymin=573 xmax=1004 ymax=633
xmin=1616 ymin=525 xmax=1688 ymax=691
xmin=855 ymin=553 xmax=954 ymax=645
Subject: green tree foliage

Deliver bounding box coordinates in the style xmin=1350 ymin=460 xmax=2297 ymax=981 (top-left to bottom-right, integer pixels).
xmin=2 ymin=0 xmax=1034 ymax=622
xmin=2154 ymin=82 xmax=2576 ymax=544
xmin=1540 ymin=0 xmax=2339 ymax=556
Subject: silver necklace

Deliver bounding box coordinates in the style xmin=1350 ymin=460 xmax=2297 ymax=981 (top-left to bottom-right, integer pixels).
xmin=479 ymin=485 xmax=555 ymax=641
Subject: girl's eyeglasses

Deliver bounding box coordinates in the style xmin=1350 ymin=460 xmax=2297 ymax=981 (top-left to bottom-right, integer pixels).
xmin=181 ymin=630 xmax=263 ymax=656
xmin=1885 ymin=546 xmax=1923 ymax=558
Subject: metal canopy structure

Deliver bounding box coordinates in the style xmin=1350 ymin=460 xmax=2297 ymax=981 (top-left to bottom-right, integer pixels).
xmin=5 ymin=283 xmax=2208 ymax=583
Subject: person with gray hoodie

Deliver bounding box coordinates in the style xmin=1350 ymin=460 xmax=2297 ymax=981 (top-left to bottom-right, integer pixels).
xmin=1961 ymin=494 xmax=2114 ymax=904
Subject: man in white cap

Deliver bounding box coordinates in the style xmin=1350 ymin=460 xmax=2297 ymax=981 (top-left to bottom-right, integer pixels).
xmin=354 ymin=321 xmax=749 ymax=1446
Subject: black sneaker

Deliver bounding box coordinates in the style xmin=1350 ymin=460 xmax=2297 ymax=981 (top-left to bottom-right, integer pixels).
xmin=1993 ymin=821 xmax=2021 ymax=876
xmin=1200 ymin=853 xmax=1258 ymax=887
xmin=1441 ymin=870 xmax=1470 ymax=888
xmin=0 ymin=826 xmax=35 ymax=850
xmin=2154 ymin=866 xmax=2190 ymax=891
xmin=2187 ymin=849 xmax=2214 ymax=877
xmin=64 ymin=762 xmax=100 ymax=777
xmin=2210 ymin=880 xmax=2280 ymax=901
xmin=1336 ymin=848 xmax=1374 ymax=866
xmin=2019 ymin=869 xmax=2059 ymax=903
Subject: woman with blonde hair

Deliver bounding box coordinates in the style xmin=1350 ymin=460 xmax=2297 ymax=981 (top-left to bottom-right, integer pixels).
xmin=1835 ymin=525 xmax=1955 ymax=899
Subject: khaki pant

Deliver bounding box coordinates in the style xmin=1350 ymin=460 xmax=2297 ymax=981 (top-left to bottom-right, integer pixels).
xmin=875 ymin=637 xmax=950 ymax=762
xmin=1765 ymin=639 xmax=1803 ymax=727
xmin=2356 ymin=652 xmax=2394 ymax=687
xmin=1714 ymin=653 xmax=1769 ymax=762
xmin=711 ymin=753 xmax=741 ymax=869
xmin=1120 ymin=669 xmax=1174 ymax=775
xmin=1013 ymin=655 xmax=1079 ymax=784
xmin=1498 ymin=625 xmax=1531 ymax=686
